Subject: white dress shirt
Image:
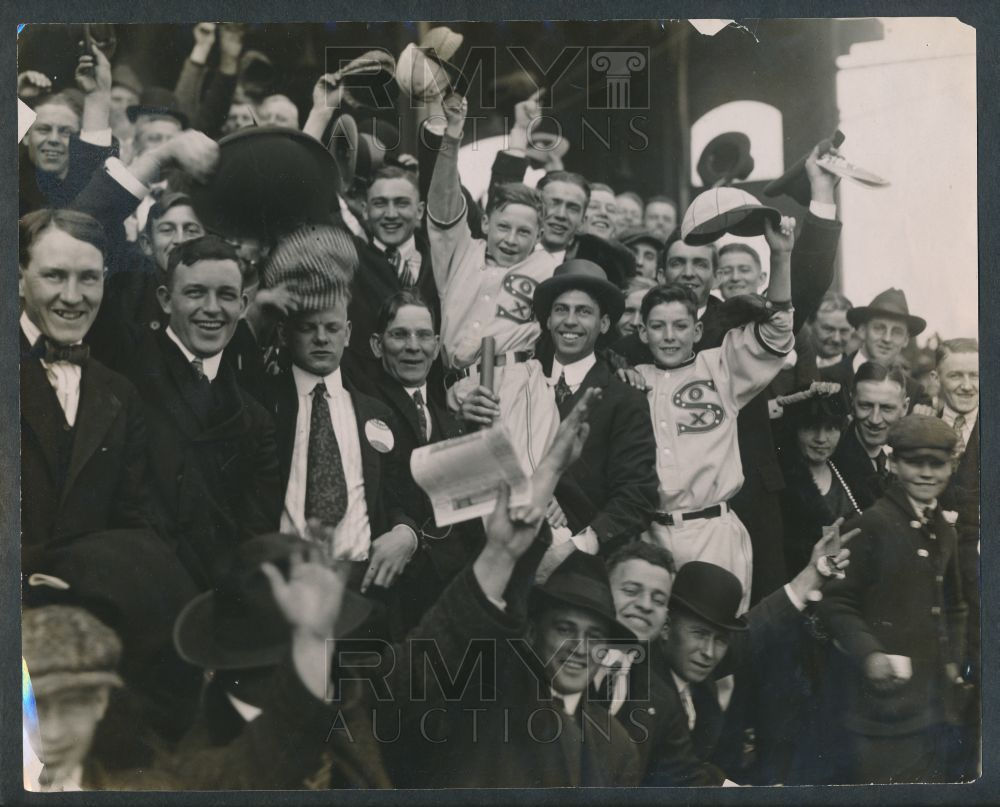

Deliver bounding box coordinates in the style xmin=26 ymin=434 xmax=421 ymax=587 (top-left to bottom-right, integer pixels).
xmin=547 ymin=353 xmax=597 ymax=395
xmin=815 ymin=353 xmax=843 ymax=369
xmin=21 ymin=313 xmax=82 ymax=427
xmin=941 ymin=405 xmax=977 ymax=448
xmin=553 ymin=689 xmax=583 ymax=717
xmin=165 ymin=327 xmax=223 ymax=381
xmin=671 ymin=671 xmax=697 ymax=730
xmin=280 ymin=366 xmax=371 ymax=560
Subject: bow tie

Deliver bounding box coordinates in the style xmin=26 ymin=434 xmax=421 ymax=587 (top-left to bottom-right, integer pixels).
xmin=32 ymin=338 xmax=89 ymax=366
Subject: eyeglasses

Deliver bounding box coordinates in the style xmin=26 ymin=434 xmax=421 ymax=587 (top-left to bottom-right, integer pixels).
xmin=383 ymin=328 xmax=437 ymax=346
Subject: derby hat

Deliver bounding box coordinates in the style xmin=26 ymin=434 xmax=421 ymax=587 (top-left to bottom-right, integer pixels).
xmin=570 ymin=232 xmax=637 ymax=288
xmin=681 ymin=186 xmax=781 ymax=246
xmin=764 ymin=130 xmax=845 ymax=207
xmin=696 ymin=131 xmax=754 ymax=187
xmin=846 ymin=287 xmax=926 ymax=336
xmin=187 ymin=126 xmax=341 ymax=243
xmin=534 ymin=258 xmax=626 ymax=325
xmin=126 ymin=86 xmax=188 ymax=128
xmin=530 ymin=551 xmax=637 ymax=642
xmin=174 ymin=533 xmax=373 ymax=670
xmin=668 ymin=561 xmax=748 ymax=632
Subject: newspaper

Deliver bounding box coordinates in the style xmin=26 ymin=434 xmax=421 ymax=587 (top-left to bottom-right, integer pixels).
xmin=410 ymin=426 xmax=532 ymax=527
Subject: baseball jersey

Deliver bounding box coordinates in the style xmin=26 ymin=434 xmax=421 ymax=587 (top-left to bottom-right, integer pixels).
xmin=428 ymin=202 xmax=558 ymax=370
xmin=637 ymin=312 xmax=794 ymax=513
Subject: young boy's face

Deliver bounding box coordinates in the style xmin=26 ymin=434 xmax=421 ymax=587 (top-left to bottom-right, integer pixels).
xmin=640 ymin=301 xmax=703 ymax=368
xmin=891 ymin=455 xmax=952 ymax=504
xmin=483 ymin=203 xmax=540 ymax=267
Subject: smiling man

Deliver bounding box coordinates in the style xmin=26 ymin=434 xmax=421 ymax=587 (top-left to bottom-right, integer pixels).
xmin=537 ymin=171 xmax=589 ymax=261
xmin=716 ymin=243 xmax=766 ymax=300
xmin=120 ymin=235 xmax=281 ymax=589
xmin=807 ymin=292 xmax=854 ymax=369
xmin=581 ymin=182 xmax=618 ymax=240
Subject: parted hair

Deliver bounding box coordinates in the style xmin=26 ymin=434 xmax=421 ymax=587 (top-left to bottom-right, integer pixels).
xmin=538 ymin=170 xmax=591 ymax=203
xmin=165 ymin=234 xmax=242 ymax=291
xmin=367 ymin=165 xmax=420 ymax=195
xmin=19 ymin=209 xmax=107 ymax=266
xmin=606 ymin=541 xmax=677 ymax=577
xmin=640 ymin=283 xmax=699 ymax=322
xmin=718 ymin=242 xmax=761 ymax=268
xmin=935 ymin=337 xmax=978 ymax=367
xmin=486 ymin=182 xmax=544 ymax=221
xmin=852 ymin=360 xmax=909 ymax=393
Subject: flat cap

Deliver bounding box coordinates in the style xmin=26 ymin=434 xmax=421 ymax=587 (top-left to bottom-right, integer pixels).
xmin=888 ymin=414 xmax=958 ymax=461
xmin=22 ymin=606 xmax=123 ymax=698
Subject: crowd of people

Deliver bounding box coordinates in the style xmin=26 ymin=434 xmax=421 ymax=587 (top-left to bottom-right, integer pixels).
xmin=18 ymin=23 xmax=980 ymax=791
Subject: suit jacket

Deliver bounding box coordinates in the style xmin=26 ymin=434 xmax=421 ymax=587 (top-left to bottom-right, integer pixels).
xmin=546 ymin=356 xmax=658 ymax=549
xmin=266 ymin=369 xmax=417 ymax=542
xmin=830 ymin=425 xmax=891 ymax=512
xmin=342 ymin=232 xmax=443 ymax=395
xmin=20 ymin=335 xmax=154 ymax=568
xmin=821 ymin=483 xmax=968 ymax=735
xmin=122 ymin=330 xmax=281 ymax=589
xmin=819 ymin=351 xmax=930 ymax=413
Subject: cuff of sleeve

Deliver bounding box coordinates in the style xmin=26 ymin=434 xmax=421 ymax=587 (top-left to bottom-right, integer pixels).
xmin=783 ymin=583 xmax=807 ymax=612
xmin=571 ymin=527 xmax=600 ymax=555
xmin=104 ymin=157 xmax=151 ymax=201
xmin=485 ymin=594 xmax=507 ymax=612
xmin=753 ymin=319 xmax=794 ymax=358
xmin=80 ymin=128 xmax=112 ymax=147
xmin=428 ymin=194 xmax=469 ymax=230
xmin=424 ymin=118 xmax=446 ymax=137
xmin=809 ymin=200 xmax=837 ymax=221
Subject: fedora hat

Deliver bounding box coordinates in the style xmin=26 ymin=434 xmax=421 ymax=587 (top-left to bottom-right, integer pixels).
xmin=534 ymin=258 xmax=626 ymax=325
xmin=174 ymin=533 xmax=373 ymax=670
xmin=394 ymin=27 xmax=467 ymax=102
xmin=530 ymin=551 xmax=637 ymax=642
xmin=764 ymin=130 xmax=845 ymax=207
xmin=846 ymin=287 xmax=926 ymax=336
xmin=126 ymin=86 xmax=188 ymax=128
xmin=668 ymin=561 xmax=748 ymax=633
xmin=681 ymin=186 xmax=781 ymax=246
xmin=187 ymin=126 xmax=341 ymax=243
xmin=696 ymin=131 xmax=754 ymax=187
xmin=338 ymin=49 xmax=399 ymax=110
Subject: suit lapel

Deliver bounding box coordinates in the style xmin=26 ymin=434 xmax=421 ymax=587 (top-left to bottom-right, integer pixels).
xmin=20 ymin=351 xmax=64 ymax=477
xmin=348 ymin=385 xmax=380 ymax=516
xmin=559 ymin=358 xmax=610 ymax=419
xmin=377 ymin=375 xmax=422 ymax=443
xmin=60 ymin=362 xmax=122 ymax=506
xmin=274 ymin=372 xmax=299 ymax=486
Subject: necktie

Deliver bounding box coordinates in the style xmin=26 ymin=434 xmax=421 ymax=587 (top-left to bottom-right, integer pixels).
xmin=678 ymin=684 xmax=697 ymax=730
xmin=386 ymin=246 xmax=413 ymax=287
xmin=305 ymin=383 xmax=349 ymax=529
xmin=953 ymin=414 xmax=967 ymax=456
xmin=412 ymin=389 xmax=430 ymax=443
xmin=874 ymin=449 xmax=887 ymax=477
xmin=554 ymin=371 xmax=573 ymax=406
xmin=191 ymin=357 xmax=206 ymax=380
xmin=32 ymin=337 xmax=89 ymax=365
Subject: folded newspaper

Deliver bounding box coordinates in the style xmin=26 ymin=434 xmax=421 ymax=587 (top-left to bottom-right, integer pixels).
xmin=410 ymin=426 xmax=533 ymax=527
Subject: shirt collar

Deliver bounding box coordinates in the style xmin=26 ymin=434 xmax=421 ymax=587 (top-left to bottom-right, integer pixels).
xmin=815 ymin=353 xmax=843 ymax=368
xmin=404 ymin=382 xmax=428 ymax=403
xmin=907 ymin=494 xmax=938 ymax=520
xmin=550 ymin=353 xmax=597 ymax=387
xmin=20 ymin=312 xmax=84 ymax=348
xmin=292 ymin=363 xmax=345 ymax=398
xmin=375 ymin=234 xmax=417 ymax=260
xmin=853 ymin=350 xmax=867 ymax=373
xmin=165 ymin=327 xmax=223 ymax=381
xmin=225 ymin=691 xmax=263 ymax=723
xmin=942 ymin=404 xmax=977 ymax=428
xmin=552 ymin=689 xmax=583 ymax=716
xmin=670 ymin=670 xmax=690 ymax=696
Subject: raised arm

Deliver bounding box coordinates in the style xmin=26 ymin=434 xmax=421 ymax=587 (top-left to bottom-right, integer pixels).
xmin=427 ymin=93 xmax=468 ymax=225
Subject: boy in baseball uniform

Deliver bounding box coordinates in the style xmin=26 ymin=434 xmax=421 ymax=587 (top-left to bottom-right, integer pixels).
xmin=427 ymin=92 xmax=560 ymax=473
xmin=637 ymin=216 xmax=796 ymax=611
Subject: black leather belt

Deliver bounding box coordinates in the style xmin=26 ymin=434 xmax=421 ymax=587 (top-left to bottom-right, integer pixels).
xmin=652 ymin=504 xmax=725 ymax=527
xmin=444 ymin=351 xmax=534 ymax=389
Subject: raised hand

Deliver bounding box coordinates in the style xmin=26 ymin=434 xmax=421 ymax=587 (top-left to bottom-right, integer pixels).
xmin=193 ymin=22 xmax=217 ymax=49
xmin=162 ymin=129 xmax=220 ymax=183
xmin=806 ymin=141 xmax=840 ymax=205
xmin=442 ymin=92 xmax=468 ymax=139
xmin=18 ymin=71 xmax=52 ymax=100
xmin=260 ymin=547 xmax=348 ymax=639
xmin=75 ymin=47 xmax=112 ymax=95
xmin=312 ymin=73 xmax=345 ymax=111
xmin=484 ymin=482 xmax=546 ymax=563
xmin=218 ymin=23 xmax=246 ymax=74
xmin=531 ymin=387 xmax=599 ymax=508
xmin=764 ymin=214 xmax=796 ymax=255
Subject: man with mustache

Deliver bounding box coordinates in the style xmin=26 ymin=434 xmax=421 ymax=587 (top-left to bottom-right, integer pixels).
xmin=807 ymin=292 xmax=855 ymax=369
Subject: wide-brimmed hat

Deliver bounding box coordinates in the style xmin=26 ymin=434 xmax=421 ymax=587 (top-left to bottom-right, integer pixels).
xmin=126 ymin=86 xmax=188 ymax=128
xmin=668 ymin=561 xmax=748 ymax=632
xmin=173 ymin=533 xmax=372 ymax=670
xmin=530 ymin=551 xmax=637 ymax=642
xmin=696 ymin=131 xmax=754 ymax=187
xmin=187 ymin=126 xmax=341 ymax=243
xmin=846 ymin=287 xmax=926 ymax=336
xmin=338 ymin=49 xmax=399 ymax=110
xmin=681 ymin=186 xmax=781 ymax=246
xmin=534 ymin=258 xmax=626 ymax=325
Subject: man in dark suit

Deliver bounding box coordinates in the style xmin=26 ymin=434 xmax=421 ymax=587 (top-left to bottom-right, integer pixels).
xmin=266 ymin=267 xmax=420 ymax=607
xmin=121 ymin=235 xmax=281 ymax=589
xmin=342 ymin=166 xmax=441 ymax=393
xmin=367 ymin=289 xmax=481 ymax=630
xmin=822 ymin=416 xmax=969 ymax=784
xmin=819 ymin=287 xmax=929 ymax=412
xmin=832 ymin=361 xmax=910 ymax=511
xmin=18 ymin=209 xmax=155 ymax=570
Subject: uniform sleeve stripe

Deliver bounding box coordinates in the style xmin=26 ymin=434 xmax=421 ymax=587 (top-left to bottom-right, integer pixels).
xmin=428 ymin=195 xmax=469 ymax=230
xmin=754 ymin=322 xmax=793 ymax=357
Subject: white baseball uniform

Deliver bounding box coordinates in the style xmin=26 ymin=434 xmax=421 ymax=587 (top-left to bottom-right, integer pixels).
xmin=639 ymin=311 xmax=793 ymax=611
xmin=428 ymin=201 xmax=561 ymax=473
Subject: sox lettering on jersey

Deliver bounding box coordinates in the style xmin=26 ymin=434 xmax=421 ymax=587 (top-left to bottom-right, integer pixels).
xmin=673 ymin=379 xmax=725 ymax=434
xmin=496 ymin=273 xmax=538 ymax=324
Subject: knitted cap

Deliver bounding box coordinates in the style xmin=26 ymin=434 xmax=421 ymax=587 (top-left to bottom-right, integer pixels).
xmin=22 ymin=606 xmax=123 ymax=698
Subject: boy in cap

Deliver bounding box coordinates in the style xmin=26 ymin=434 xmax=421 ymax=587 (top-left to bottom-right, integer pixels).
xmin=822 ymin=414 xmax=970 ymax=783
xmin=636 ymin=215 xmax=797 ymax=611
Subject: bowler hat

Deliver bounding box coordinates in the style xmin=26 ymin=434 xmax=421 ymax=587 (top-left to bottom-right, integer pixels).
xmin=764 ymin=130 xmax=845 ymax=207
xmin=126 ymin=86 xmax=188 ymax=128
xmin=668 ymin=561 xmax=748 ymax=632
xmin=534 ymin=259 xmax=626 ymax=325
xmin=696 ymin=132 xmax=754 ymax=187
xmin=681 ymin=186 xmax=781 ymax=246
xmin=187 ymin=126 xmax=341 ymax=243
xmin=570 ymin=232 xmax=637 ymax=288
xmin=174 ymin=533 xmax=373 ymax=670
xmin=888 ymin=414 xmax=958 ymax=463
xmin=530 ymin=551 xmax=637 ymax=642
xmin=846 ymin=288 xmax=926 ymax=336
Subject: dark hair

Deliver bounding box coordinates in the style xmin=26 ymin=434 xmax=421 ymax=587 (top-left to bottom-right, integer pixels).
xmin=165 ymin=235 xmax=242 ymax=291
xmin=606 ymin=541 xmax=676 ymax=577
xmin=852 ymin=361 xmax=908 ymax=393
xmin=589 ymin=182 xmax=616 ymax=197
xmin=640 ymin=283 xmax=699 ymax=322
xmin=485 ymin=182 xmax=543 ymax=221
xmin=367 ymin=165 xmax=420 ymax=195
xmin=718 ymin=242 xmax=761 ymax=268
xmin=785 ymin=395 xmax=849 ymax=435
xmin=807 ymin=291 xmax=853 ymax=323
xmin=935 ymin=337 xmax=978 ymax=367
xmin=664 ymin=230 xmax=718 ymax=272
xmin=645 ymin=195 xmax=677 ymax=212
xmin=19 ymin=209 xmax=107 ymax=267
xmin=538 ymin=171 xmax=590 ymax=203
xmin=374 ymin=289 xmax=437 ymax=334
xmin=144 ymin=193 xmax=197 ymax=239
